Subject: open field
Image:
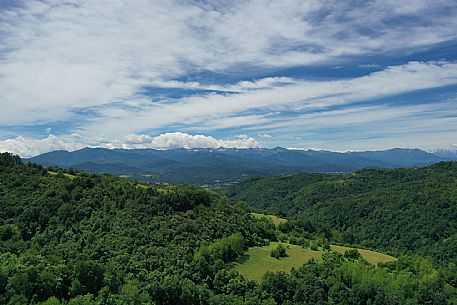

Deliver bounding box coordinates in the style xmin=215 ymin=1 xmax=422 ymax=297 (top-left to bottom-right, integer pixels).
xmin=330 ymin=245 xmax=397 ymax=265
xmin=47 ymin=170 xmax=76 ymax=179
xmin=235 ymin=242 xmax=397 ymax=282
xmin=233 ymin=242 xmax=323 ymax=282
xmin=251 ymin=212 xmax=287 ymax=226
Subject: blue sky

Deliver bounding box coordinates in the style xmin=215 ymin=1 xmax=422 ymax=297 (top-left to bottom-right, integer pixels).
xmin=1 ymin=0 xmax=457 ymax=157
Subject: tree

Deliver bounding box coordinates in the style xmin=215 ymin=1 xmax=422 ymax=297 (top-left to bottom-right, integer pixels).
xmin=7 ymin=294 xmax=28 ymax=305
xmin=270 ymin=244 xmax=287 ymax=259
xmin=40 ymin=296 xmax=63 ymax=305
xmin=0 ymin=153 xmax=21 ymax=167
xmin=72 ymin=261 xmax=103 ymax=296
xmin=344 ymin=249 xmax=361 ymax=260
xmin=120 ymin=279 xmax=150 ymax=305
xmin=262 ymin=271 xmax=295 ymax=304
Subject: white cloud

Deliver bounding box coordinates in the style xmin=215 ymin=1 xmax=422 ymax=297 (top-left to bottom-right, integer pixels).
xmin=82 ymin=61 xmax=457 ymax=136
xmin=244 ymin=101 xmax=457 ymax=151
xmin=236 ymin=134 xmax=249 ymax=139
xmin=0 ymin=134 xmax=86 ymax=158
xmin=0 ymin=0 xmax=456 ymax=127
xmin=253 ymin=101 xmax=457 ymax=131
xmin=359 ymin=64 xmax=380 ymax=68
xmin=120 ymin=132 xmax=260 ymax=150
xmin=0 ymin=132 xmax=261 ymax=158
xmin=259 ymin=133 xmax=272 ymax=138
xmin=0 ymin=1 xmax=456 ymax=152
xmin=191 ymin=114 xmax=272 ymax=131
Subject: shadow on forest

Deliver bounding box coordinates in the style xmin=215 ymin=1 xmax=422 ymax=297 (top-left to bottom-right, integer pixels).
xmin=227 ymin=253 xmax=251 ymax=268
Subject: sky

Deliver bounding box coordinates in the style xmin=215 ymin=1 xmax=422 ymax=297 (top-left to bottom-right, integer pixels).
xmin=1 ymin=0 xmax=457 ymax=157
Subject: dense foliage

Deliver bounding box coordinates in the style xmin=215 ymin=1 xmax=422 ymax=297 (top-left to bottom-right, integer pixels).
xmin=2 ymin=153 xmax=457 ymax=304
xmin=261 ymin=253 xmax=457 ymax=305
xmin=0 ymin=153 xmax=275 ymax=304
xmin=226 ymin=162 xmax=457 ymax=265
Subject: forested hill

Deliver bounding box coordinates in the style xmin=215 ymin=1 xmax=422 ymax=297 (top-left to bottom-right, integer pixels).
xmin=2 ymin=153 xmax=457 ymax=305
xmin=0 ymin=153 xmax=276 ymax=304
xmin=226 ymin=161 xmax=457 ymax=264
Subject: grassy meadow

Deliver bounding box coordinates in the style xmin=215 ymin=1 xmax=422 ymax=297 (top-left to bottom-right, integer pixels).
xmin=233 ymin=242 xmax=323 ymax=282
xmin=251 ymin=212 xmax=287 ymax=226
xmin=330 ymin=245 xmax=397 ymax=265
xmin=235 ymin=242 xmax=397 ymax=282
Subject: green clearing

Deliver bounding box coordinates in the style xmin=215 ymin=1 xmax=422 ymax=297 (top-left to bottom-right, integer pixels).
xmin=330 ymin=245 xmax=397 ymax=265
xmin=235 ymin=242 xmax=397 ymax=282
xmin=233 ymin=242 xmax=323 ymax=282
xmin=47 ymin=170 xmax=76 ymax=179
xmin=135 ymin=183 xmax=149 ymax=189
xmin=251 ymin=212 xmax=287 ymax=226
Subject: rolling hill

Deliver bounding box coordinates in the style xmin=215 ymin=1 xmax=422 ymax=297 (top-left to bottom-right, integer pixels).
xmin=226 ymin=161 xmax=457 ymax=264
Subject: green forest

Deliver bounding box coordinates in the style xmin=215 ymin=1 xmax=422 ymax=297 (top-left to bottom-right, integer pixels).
xmin=226 ymin=162 xmax=457 ymax=265
xmin=1 ymin=153 xmax=457 ymax=304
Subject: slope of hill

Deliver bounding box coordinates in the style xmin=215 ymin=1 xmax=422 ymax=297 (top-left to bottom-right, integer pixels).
xmin=226 ymin=162 xmax=457 ymax=264
xmin=1 ymin=153 xmax=457 ymax=304
xmin=27 ymin=147 xmax=452 ymax=185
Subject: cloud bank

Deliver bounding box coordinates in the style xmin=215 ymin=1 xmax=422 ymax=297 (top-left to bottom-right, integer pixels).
xmin=0 ymin=132 xmax=261 ymax=158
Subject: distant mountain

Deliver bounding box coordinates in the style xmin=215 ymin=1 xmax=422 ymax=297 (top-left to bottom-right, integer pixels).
xmin=27 ymin=147 xmax=454 ymax=185
xmin=432 ymin=149 xmax=457 ymax=159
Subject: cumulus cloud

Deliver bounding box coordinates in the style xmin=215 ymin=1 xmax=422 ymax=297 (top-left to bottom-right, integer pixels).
xmin=0 ymin=132 xmax=261 ymax=158
xmin=0 ymin=134 xmax=86 ymax=158
xmin=143 ymin=132 xmax=260 ymax=150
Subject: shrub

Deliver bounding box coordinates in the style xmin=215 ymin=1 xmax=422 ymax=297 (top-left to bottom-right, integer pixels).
xmin=310 ymin=242 xmax=319 ymax=251
xmin=270 ymin=244 xmax=287 ymax=259
xmin=322 ymin=242 xmax=331 ymax=251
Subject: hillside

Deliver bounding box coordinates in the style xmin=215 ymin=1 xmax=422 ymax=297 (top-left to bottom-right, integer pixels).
xmin=226 ymin=161 xmax=457 ymax=264
xmin=27 ymin=147 xmax=453 ymax=185
xmin=0 ymin=153 xmax=274 ymax=304
xmin=2 ymin=153 xmax=457 ymax=304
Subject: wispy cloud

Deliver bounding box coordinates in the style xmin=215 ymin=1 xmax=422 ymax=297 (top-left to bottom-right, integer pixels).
xmin=1 ymin=1 xmax=457 ymax=125
xmin=81 ymin=61 xmax=457 ymax=136
xmin=0 ymin=0 xmax=456 ymax=151
xmin=359 ymin=64 xmax=380 ymax=69
xmin=248 ymin=101 xmax=457 ymax=151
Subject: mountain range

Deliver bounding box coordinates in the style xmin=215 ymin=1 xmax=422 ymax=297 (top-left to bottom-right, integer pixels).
xmin=27 ymin=147 xmax=457 ymax=185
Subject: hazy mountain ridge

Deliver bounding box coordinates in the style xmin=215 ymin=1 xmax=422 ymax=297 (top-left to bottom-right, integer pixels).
xmin=27 ymin=147 xmax=455 ymax=184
